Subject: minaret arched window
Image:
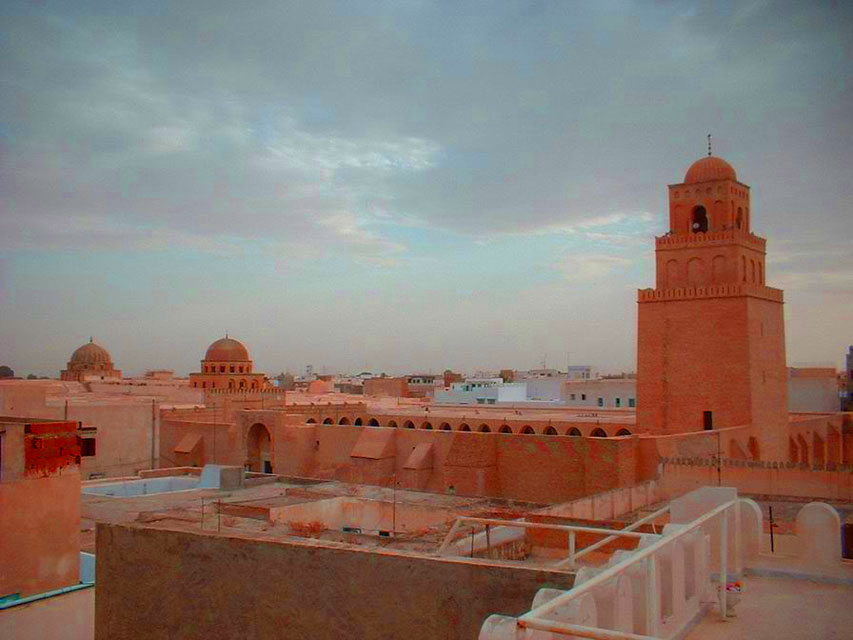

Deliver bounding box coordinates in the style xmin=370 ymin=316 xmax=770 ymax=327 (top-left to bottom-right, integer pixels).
xmin=736 ymin=207 xmax=743 ymax=229
xmin=691 ymin=206 xmax=708 ymax=233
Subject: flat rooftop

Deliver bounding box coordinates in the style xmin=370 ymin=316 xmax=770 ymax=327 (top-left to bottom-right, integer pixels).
xmin=81 ymin=475 xmax=558 ymax=560
xmin=687 ymin=574 xmax=853 ymax=640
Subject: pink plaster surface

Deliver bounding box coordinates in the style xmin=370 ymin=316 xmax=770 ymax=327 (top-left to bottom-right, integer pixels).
xmin=686 ymin=575 xmax=853 ymax=640
xmin=0 ymin=472 xmax=81 ymax=597
xmin=0 ymin=585 xmax=94 ymax=640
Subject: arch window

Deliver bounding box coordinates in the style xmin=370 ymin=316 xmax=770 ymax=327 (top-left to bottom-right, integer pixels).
xmin=458 ymin=423 xmax=471 ymax=432
xmin=736 ymin=207 xmax=743 ymax=229
xmin=367 ymin=418 xmax=379 ymax=426
xmin=422 ymin=422 xmax=433 ymax=430
xmin=403 ymin=420 xmax=415 ymax=429
xmin=339 ymin=417 xmax=351 ymax=425
xmin=354 ymin=417 xmax=363 ymax=426
xmin=499 ymin=425 xmax=512 ymax=434
xmin=220 ymin=365 xmax=226 ymax=373
xmin=567 ymin=427 xmax=582 ymax=437
xmin=590 ymin=428 xmax=607 ymax=438
xmin=544 ymin=426 xmax=558 ymax=435
xmin=387 ymin=420 xmax=398 ymax=429
xmin=691 ymin=206 xmax=708 ymax=233
xmin=322 ymin=418 xmax=333 ymax=425
xmin=616 ymin=428 xmax=632 ymax=436
xmin=478 ymin=424 xmax=491 ymax=432
xmin=306 ymin=418 xmax=317 ymax=424
xmin=520 ymin=425 xmax=535 ymax=435
xmin=439 ymin=422 xmax=451 ymax=431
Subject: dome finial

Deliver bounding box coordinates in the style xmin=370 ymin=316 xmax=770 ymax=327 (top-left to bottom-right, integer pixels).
xmin=707 ymin=133 xmax=712 ymax=157
xmin=89 ymin=336 xmax=93 ymax=343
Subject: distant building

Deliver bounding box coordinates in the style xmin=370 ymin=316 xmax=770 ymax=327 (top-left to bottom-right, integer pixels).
xmin=788 ymin=367 xmax=839 ymax=412
xmin=435 ymin=378 xmax=527 ymax=405
xmin=189 ymin=336 xmax=267 ymax=391
xmin=144 ymin=369 xmax=174 ymax=380
xmin=60 ymin=338 xmax=122 ymax=382
xmin=406 ymin=374 xmax=440 ymax=398
xmin=563 ymin=378 xmax=636 ymax=408
xmin=363 ymin=376 xmax=409 ymax=397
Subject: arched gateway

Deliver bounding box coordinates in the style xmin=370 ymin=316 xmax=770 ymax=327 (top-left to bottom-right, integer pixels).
xmin=247 ymin=422 xmax=273 ymax=473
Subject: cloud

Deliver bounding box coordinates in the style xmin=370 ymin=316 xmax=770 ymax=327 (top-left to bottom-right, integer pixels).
xmin=556 ymin=254 xmax=634 ymax=283
xmin=0 ymin=1 xmax=850 ymax=373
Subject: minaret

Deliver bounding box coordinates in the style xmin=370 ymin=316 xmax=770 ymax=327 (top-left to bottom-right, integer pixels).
xmin=636 ymin=152 xmax=787 ymax=460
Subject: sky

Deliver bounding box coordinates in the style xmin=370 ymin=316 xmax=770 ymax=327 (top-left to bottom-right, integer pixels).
xmin=1 ymin=0 xmax=851 ymax=378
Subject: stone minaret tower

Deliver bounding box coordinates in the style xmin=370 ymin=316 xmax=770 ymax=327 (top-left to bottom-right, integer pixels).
xmin=636 ymin=153 xmax=787 ymax=460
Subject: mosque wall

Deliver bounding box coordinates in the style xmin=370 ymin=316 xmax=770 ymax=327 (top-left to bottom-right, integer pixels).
xmin=95 ymin=523 xmax=575 ymax=640
xmin=657 ymin=457 xmax=853 ymax=502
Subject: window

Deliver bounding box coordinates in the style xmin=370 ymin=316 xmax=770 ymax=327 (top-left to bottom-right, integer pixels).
xmin=581 ymin=394 xmax=586 ymax=401
xmin=81 ymin=438 xmax=96 ymax=457
xmin=597 ymin=397 xmax=604 ymax=407
xmin=691 ymin=206 xmax=708 ymax=233
xmin=230 ymin=366 xmax=235 ymax=373
xmin=615 ymin=397 xmax=621 ymax=407
xmin=628 ymin=398 xmax=635 ymax=408
xmin=703 ymin=411 xmax=713 ymax=431
xmin=570 ymin=394 xmax=576 ymax=400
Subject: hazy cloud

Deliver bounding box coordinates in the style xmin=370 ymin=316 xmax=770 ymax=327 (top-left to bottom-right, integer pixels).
xmin=1 ymin=0 xmax=850 ymax=374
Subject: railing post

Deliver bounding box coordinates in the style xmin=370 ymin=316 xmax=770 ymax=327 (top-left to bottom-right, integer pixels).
xmin=569 ymin=530 xmax=576 ymax=569
xmin=720 ymin=507 xmax=728 ymax=619
xmin=646 ymin=554 xmax=659 ymax=636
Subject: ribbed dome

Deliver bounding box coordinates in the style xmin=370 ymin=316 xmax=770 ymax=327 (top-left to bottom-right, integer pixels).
xmin=204 ymin=337 xmax=250 ymax=362
xmin=70 ymin=340 xmax=112 ymax=365
xmin=684 ymin=156 xmax=737 ymax=184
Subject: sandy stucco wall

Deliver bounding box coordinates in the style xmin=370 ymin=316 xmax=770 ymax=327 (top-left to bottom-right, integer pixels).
xmin=0 ymin=585 xmax=94 ymax=640
xmin=0 ymin=472 xmax=81 ymax=597
xmin=95 ymin=523 xmax=574 ymax=640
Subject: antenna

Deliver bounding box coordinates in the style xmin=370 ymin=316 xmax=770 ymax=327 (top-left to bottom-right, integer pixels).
xmin=707 ymin=134 xmax=712 ymax=156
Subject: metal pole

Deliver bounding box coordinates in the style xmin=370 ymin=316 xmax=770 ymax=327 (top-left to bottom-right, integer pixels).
xmin=150 ymin=399 xmax=156 ymax=470
xmin=720 ymin=507 xmax=728 ymax=618
xmin=769 ymin=505 xmax=775 ymax=553
xmin=569 ymin=530 xmax=576 ymax=569
xmin=716 ymin=432 xmax=722 ymax=486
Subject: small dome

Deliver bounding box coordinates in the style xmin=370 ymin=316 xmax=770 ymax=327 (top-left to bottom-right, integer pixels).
xmin=684 ymin=156 xmax=737 ymax=184
xmin=204 ymin=337 xmax=250 ymax=362
xmin=70 ymin=340 xmax=112 ymax=365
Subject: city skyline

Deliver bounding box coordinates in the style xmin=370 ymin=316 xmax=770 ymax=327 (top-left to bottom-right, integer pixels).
xmin=2 ymin=1 xmax=850 ymax=376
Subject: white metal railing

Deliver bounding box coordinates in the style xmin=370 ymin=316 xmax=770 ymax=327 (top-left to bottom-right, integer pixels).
xmin=515 ymin=499 xmax=739 ymax=639
xmin=553 ymin=504 xmax=670 ymax=569
xmin=437 ymin=516 xmax=659 ymax=568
